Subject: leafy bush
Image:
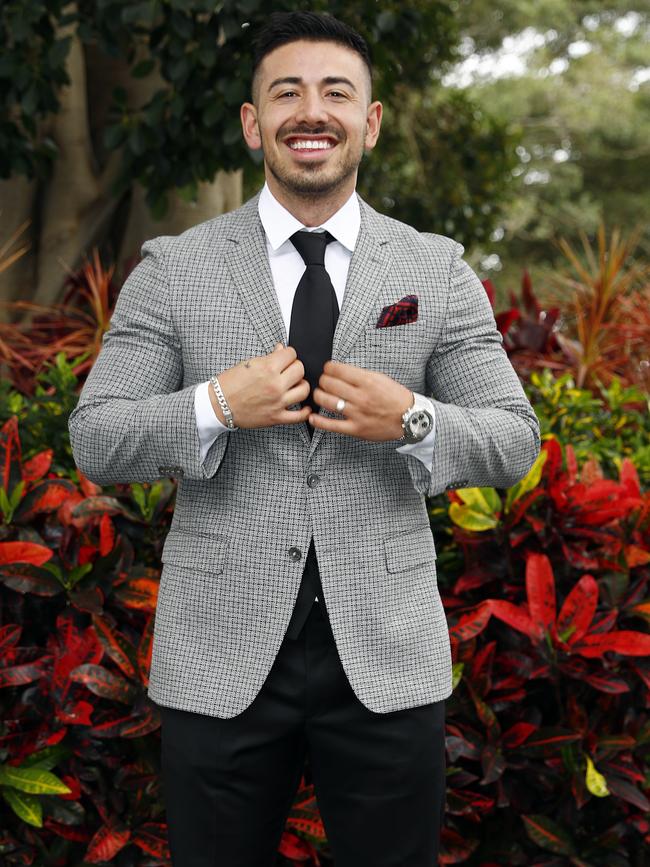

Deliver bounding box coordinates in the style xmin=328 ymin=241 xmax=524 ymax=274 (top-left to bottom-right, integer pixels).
xmin=436 ymin=437 xmax=650 ymax=865
xmin=525 ymin=370 xmax=650 ymax=487
xmin=0 ymin=352 xmax=648 ymax=866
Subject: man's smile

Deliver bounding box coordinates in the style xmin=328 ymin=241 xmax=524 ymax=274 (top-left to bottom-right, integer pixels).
xmin=283 ymin=134 xmax=339 ymax=158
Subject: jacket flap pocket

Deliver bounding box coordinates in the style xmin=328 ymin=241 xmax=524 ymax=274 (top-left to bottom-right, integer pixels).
xmin=161 ymin=529 xmax=229 ymax=574
xmin=384 ymin=525 xmax=436 ymax=574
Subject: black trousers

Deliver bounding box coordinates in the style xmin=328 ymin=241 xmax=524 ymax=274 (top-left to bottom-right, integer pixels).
xmin=157 ymin=599 xmax=447 ymax=867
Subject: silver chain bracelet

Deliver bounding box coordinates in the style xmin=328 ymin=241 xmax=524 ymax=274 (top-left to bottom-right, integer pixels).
xmin=209 ymin=374 xmax=239 ymax=431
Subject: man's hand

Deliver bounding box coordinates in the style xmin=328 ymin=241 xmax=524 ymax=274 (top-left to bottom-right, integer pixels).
xmin=309 ymin=360 xmax=413 ymax=441
xmin=208 ymin=343 xmax=311 ymax=429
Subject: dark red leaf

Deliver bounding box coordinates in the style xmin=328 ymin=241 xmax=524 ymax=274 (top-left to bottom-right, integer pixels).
xmin=502 ymin=722 xmax=537 ymax=749
xmin=484 ymin=599 xmax=542 ymax=640
xmin=525 ymin=552 xmax=556 ymax=633
xmin=84 ymin=822 xmax=131 ymax=863
xmin=450 ymin=603 xmax=491 ymax=642
xmin=0 ymin=541 xmax=53 ymax=566
xmin=557 ymin=574 xmax=598 ymax=645
xmin=0 ymin=416 xmax=22 ymax=493
xmin=69 ymin=663 xmax=137 ymax=704
xmin=573 ymin=630 xmax=650 ymax=657
xmin=21 ymin=449 xmax=53 ymax=484
xmin=14 ymin=480 xmax=76 ymax=522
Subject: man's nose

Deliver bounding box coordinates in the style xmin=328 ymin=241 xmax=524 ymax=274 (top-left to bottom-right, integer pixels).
xmin=294 ymin=92 xmax=329 ymax=125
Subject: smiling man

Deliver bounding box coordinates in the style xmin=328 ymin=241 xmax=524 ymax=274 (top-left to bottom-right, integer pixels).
xmin=68 ymin=11 xmax=541 ymax=867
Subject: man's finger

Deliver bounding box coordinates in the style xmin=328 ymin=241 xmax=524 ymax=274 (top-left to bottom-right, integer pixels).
xmin=323 ymin=359 xmax=366 ymax=385
xmin=308 ymin=412 xmax=359 ymax=436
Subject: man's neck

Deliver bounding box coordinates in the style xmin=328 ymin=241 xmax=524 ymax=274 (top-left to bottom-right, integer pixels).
xmin=265 ymin=175 xmax=357 ymax=227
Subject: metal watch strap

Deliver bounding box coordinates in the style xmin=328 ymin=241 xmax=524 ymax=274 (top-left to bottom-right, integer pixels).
xmin=209 ymin=374 xmax=238 ymax=431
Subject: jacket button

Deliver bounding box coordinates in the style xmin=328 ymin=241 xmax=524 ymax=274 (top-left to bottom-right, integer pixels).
xmin=288 ymin=547 xmax=302 ymax=562
xmin=307 ymin=473 xmax=320 ymax=488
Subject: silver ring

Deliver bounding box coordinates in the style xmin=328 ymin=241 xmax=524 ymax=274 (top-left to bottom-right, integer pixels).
xmin=335 ymin=398 xmax=346 ymax=413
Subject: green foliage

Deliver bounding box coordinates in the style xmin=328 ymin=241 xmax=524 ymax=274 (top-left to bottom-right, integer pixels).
xmin=0 ymin=0 xmax=71 ymax=178
xmin=357 ymin=86 xmax=519 ymax=244
xmin=526 ymin=369 xmax=650 ymax=484
xmin=456 ymin=6 xmax=650 ymax=284
xmin=0 ymin=352 xmax=83 ymax=474
xmin=2 ymin=0 xmax=459 ymax=215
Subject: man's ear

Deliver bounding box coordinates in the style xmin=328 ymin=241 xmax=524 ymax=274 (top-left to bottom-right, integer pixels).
xmin=364 ymin=100 xmax=383 ymax=151
xmin=241 ymin=102 xmax=262 ymax=150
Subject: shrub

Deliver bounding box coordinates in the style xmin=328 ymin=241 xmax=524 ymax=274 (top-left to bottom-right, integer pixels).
xmin=0 ymin=354 xmax=648 ymax=865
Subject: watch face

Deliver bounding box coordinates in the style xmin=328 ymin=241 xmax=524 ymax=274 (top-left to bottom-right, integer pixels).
xmin=408 ymin=410 xmax=432 ymax=440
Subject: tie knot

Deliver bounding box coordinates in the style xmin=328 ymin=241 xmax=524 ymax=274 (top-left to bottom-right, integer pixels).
xmin=290 ymin=229 xmax=335 ymax=267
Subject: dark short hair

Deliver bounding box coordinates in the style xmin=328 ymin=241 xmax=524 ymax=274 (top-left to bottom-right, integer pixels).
xmin=251 ymin=11 xmax=373 ymax=101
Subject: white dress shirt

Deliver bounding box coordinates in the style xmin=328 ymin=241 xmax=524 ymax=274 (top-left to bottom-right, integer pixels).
xmin=194 ymin=183 xmax=437 ymax=471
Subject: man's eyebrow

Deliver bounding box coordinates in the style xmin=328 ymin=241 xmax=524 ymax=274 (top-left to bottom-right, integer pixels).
xmin=267 ymin=76 xmax=358 ymax=92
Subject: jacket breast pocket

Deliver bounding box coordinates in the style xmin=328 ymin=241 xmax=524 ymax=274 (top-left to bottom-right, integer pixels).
xmin=364 ymin=318 xmax=431 ymax=349
xmin=383 ymin=524 xmax=436 ymax=574
xmin=161 ymin=528 xmax=230 ymax=575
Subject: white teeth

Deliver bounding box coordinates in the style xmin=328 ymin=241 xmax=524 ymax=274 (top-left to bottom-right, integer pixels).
xmin=288 ymin=139 xmax=334 ymax=150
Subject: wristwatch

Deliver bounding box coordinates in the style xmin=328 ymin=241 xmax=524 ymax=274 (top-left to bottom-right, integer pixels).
xmin=399 ymin=393 xmax=434 ymax=443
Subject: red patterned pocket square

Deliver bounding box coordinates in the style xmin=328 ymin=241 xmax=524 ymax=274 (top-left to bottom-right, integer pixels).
xmin=376 ymin=294 xmax=418 ymax=328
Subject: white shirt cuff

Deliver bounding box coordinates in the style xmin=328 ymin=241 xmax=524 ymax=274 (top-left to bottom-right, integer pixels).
xmin=395 ymin=394 xmax=436 ymax=474
xmin=195 ymin=381 xmax=230 ymax=463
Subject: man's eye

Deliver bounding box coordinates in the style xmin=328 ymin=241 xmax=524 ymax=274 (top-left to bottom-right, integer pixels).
xmin=327 ymin=91 xmax=346 ymax=98
xmin=279 ymin=91 xmax=298 ymax=98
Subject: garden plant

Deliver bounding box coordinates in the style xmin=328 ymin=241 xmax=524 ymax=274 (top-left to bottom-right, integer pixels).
xmin=0 ymin=234 xmax=648 ymax=866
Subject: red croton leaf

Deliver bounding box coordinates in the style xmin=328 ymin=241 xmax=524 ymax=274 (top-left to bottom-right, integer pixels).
xmin=556 ymin=573 xmax=598 ymax=645
xmin=99 ymin=512 xmax=115 ymax=556
xmin=484 ymin=599 xmax=543 ymax=641
xmin=113 ymin=576 xmax=159 ymax=611
xmin=0 ymin=541 xmax=53 ymax=566
xmin=619 ymin=457 xmax=641 ymax=498
xmin=130 ymin=823 xmax=169 ymax=858
xmin=522 ymin=813 xmax=576 ymax=856
xmin=21 ymin=449 xmax=53 ymax=483
xmin=56 ymin=699 xmax=94 ymax=726
xmin=0 ymin=661 xmax=46 ymax=688
xmin=450 ymin=603 xmax=491 ymax=643
xmin=84 ymin=822 xmax=131 ymax=863
xmin=525 ymin=552 xmax=556 ymax=635
xmin=278 ymin=829 xmax=317 ymax=860
xmin=69 ymin=663 xmax=137 ymax=704
xmin=0 ymin=623 xmax=22 ymax=651
xmin=137 ymin=614 xmax=154 ymax=687
xmin=439 ymin=827 xmax=480 ymax=862
xmin=573 ymin=630 xmax=650 ymax=658
xmin=502 ymin=722 xmax=537 ymax=749
xmin=0 ymin=416 xmax=22 ymax=492
xmin=91 ymin=615 xmax=137 ymax=680
xmin=625 ymin=545 xmax=650 ymax=567
xmin=76 ymin=469 xmax=102 ymax=498
xmin=14 ymin=479 xmax=76 ymax=522
xmin=284 ymin=815 xmax=327 ymax=841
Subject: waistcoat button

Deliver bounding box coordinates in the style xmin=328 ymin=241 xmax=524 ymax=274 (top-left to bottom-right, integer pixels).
xmin=307 ymin=473 xmax=320 ymax=488
xmin=288 ymin=547 xmax=302 ymax=561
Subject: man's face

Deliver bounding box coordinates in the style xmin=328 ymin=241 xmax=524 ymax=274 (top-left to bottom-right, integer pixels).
xmin=241 ymin=39 xmax=382 ymax=199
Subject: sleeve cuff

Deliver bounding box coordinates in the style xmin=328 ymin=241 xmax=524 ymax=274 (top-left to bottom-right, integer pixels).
xmin=195 ymin=381 xmax=230 ymax=463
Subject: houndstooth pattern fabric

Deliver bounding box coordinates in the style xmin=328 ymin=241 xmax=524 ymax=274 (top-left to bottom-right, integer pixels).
xmin=68 ymin=191 xmax=541 ymax=719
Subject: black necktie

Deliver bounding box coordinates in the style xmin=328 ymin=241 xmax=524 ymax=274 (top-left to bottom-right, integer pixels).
xmin=288 ymin=230 xmax=340 ymax=434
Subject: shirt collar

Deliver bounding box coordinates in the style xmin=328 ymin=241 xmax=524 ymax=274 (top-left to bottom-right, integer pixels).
xmin=258 ymin=182 xmax=360 ymax=253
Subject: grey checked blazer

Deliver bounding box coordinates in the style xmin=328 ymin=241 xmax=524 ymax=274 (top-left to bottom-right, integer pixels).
xmin=68 ymin=192 xmax=540 ymax=719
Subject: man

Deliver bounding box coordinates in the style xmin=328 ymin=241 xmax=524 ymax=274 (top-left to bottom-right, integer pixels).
xmin=68 ymin=11 xmax=540 ymax=867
